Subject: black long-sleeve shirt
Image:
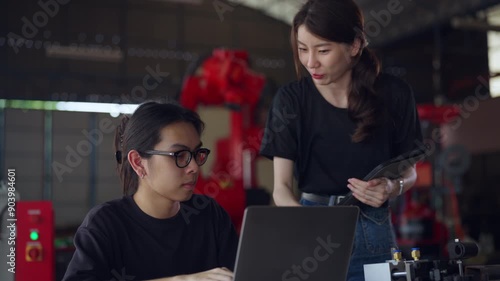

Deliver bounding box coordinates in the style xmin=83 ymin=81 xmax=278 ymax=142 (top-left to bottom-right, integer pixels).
xmin=62 ymin=194 xmax=238 ymax=281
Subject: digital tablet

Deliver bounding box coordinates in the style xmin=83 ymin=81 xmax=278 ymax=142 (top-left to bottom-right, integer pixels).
xmin=338 ymin=148 xmax=427 ymax=206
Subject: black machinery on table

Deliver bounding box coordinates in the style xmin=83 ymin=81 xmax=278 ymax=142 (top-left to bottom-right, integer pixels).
xmin=364 ymin=239 xmax=500 ymax=281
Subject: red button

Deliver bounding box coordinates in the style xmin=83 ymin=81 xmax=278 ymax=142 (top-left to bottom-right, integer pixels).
xmin=26 ymin=246 xmax=42 ymax=261
xmin=29 ymin=248 xmax=39 ymax=258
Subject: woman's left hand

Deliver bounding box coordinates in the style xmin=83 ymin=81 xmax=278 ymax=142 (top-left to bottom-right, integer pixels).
xmin=347 ymin=177 xmax=394 ymax=207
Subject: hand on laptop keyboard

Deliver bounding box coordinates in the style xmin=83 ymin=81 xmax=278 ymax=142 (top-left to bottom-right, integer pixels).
xmin=176 ymin=267 xmax=234 ymax=281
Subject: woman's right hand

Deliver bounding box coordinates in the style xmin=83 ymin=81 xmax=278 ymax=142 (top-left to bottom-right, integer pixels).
xmin=273 ymin=157 xmax=301 ymax=206
xmin=177 ymin=267 xmax=234 ymax=281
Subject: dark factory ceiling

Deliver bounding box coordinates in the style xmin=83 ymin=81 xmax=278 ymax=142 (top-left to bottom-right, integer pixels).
xmin=2 ymin=0 xmax=500 ymax=102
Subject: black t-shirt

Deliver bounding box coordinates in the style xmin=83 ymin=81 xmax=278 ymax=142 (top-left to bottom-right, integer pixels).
xmin=260 ymin=74 xmax=423 ymax=195
xmin=62 ymin=194 xmax=238 ymax=281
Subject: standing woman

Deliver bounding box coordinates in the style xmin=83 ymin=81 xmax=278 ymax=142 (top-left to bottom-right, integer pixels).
xmin=63 ymin=101 xmax=237 ymax=281
xmin=260 ymin=0 xmax=423 ymax=280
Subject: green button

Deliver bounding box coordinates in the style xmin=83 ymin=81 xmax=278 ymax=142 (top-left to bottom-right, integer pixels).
xmin=30 ymin=231 xmax=39 ymax=241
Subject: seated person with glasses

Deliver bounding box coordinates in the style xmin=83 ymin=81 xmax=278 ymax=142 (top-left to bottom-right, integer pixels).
xmin=63 ymin=101 xmax=238 ymax=281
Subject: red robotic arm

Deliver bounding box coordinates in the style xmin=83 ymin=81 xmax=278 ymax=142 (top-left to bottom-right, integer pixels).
xmin=180 ymin=49 xmax=266 ymax=231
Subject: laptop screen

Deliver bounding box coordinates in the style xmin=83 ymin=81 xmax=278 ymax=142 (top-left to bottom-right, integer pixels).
xmin=233 ymin=206 xmax=359 ymax=281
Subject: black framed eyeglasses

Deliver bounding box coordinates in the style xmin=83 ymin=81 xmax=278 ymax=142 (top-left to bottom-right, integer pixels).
xmin=144 ymin=148 xmax=211 ymax=168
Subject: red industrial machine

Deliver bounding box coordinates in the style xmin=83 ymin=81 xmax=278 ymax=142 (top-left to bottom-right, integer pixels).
xmin=180 ymin=49 xmax=267 ymax=230
xmin=16 ymin=201 xmax=55 ymax=281
xmin=394 ymin=104 xmax=462 ymax=258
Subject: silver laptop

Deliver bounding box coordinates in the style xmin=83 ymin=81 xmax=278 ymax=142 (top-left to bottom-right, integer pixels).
xmin=233 ymin=206 xmax=359 ymax=281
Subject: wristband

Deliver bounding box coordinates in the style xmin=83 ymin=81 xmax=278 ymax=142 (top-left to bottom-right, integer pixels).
xmin=398 ymin=178 xmax=404 ymax=196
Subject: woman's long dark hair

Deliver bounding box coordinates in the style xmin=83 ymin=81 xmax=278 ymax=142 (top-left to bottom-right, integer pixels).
xmin=114 ymin=101 xmax=204 ymax=195
xmin=291 ymin=0 xmax=382 ymax=142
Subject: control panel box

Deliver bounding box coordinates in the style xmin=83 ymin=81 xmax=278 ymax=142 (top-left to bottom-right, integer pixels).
xmin=16 ymin=201 xmax=54 ymax=281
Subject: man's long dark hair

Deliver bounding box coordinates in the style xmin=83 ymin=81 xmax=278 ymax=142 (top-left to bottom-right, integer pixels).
xmin=291 ymin=0 xmax=382 ymax=142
